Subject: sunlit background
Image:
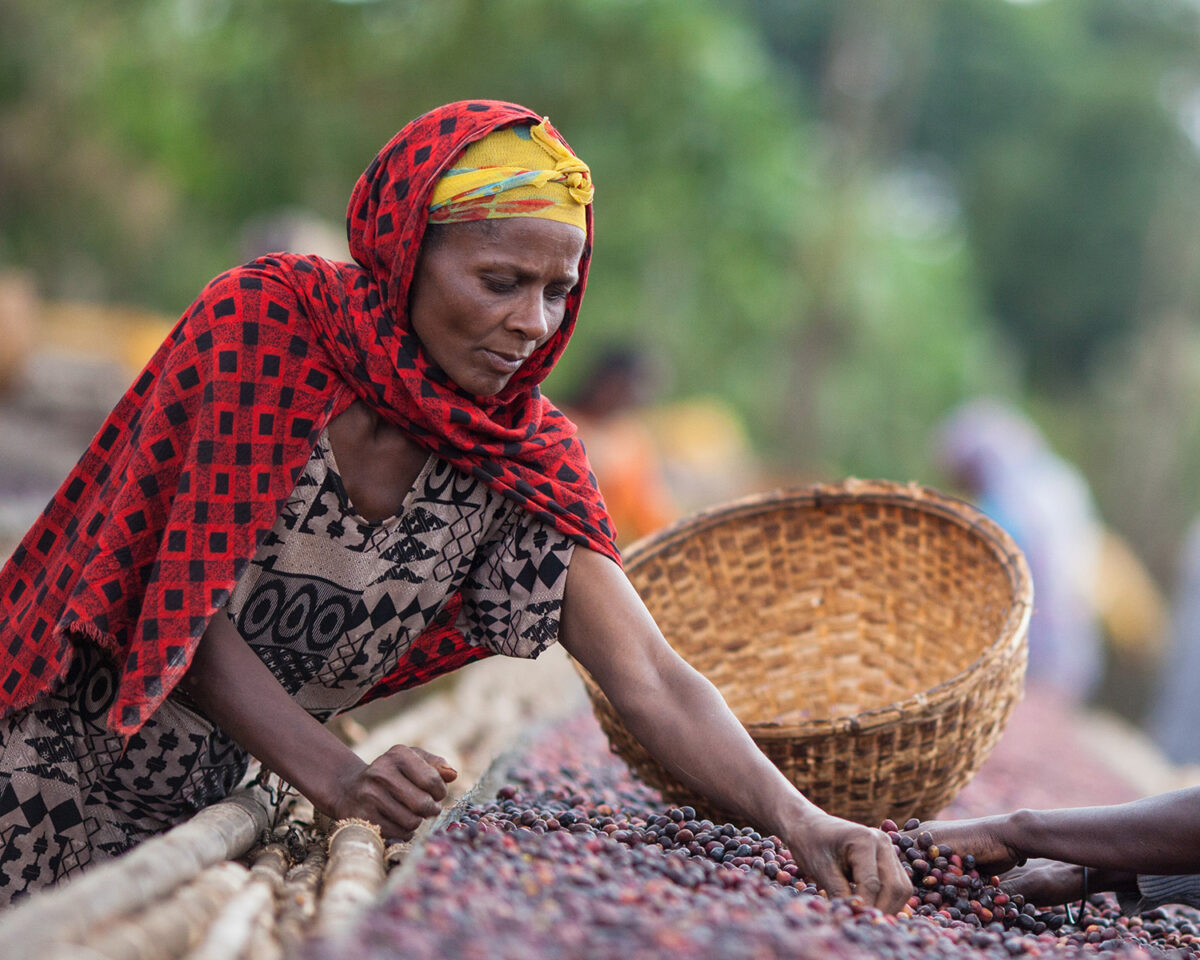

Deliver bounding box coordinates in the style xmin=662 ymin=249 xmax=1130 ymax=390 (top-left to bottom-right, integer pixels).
xmin=4 ymin=0 xmax=1200 ymax=743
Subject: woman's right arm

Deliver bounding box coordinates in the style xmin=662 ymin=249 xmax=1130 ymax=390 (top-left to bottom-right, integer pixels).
xmin=178 ymin=610 xmax=455 ymax=839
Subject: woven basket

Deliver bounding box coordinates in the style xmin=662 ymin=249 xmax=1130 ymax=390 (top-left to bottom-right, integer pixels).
xmin=574 ymin=478 xmax=1032 ymax=826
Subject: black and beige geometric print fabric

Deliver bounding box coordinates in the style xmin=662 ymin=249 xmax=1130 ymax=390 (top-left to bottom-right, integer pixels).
xmin=0 ymin=434 xmax=573 ymax=903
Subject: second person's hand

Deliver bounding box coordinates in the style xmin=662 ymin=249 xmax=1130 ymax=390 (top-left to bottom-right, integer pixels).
xmin=907 ymin=814 xmax=1024 ymax=876
xmin=998 ymin=858 xmax=1084 ymax=905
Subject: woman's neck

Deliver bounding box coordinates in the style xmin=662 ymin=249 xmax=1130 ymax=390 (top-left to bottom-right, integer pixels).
xmin=327 ymin=401 xmax=428 ymax=522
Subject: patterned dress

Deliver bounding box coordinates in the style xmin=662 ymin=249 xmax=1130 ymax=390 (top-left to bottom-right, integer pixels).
xmin=0 ymin=430 xmax=574 ymax=903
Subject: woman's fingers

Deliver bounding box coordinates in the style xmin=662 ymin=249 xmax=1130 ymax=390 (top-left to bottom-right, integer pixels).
xmin=793 ymin=816 xmax=911 ymax=913
xmin=842 ymin=835 xmax=910 ymax=911
xmin=411 ymin=746 xmax=459 ymax=783
xmin=876 ymin=838 xmax=913 ymax=911
xmin=335 ymin=744 xmax=458 ymax=839
xmin=846 ymin=843 xmax=882 ymax=904
xmin=366 ymin=803 xmax=429 ymax=842
xmin=379 ymin=744 xmax=450 ymax=802
xmin=816 ymin=858 xmax=855 ymax=901
xmin=381 ymin=774 xmax=442 ymax=819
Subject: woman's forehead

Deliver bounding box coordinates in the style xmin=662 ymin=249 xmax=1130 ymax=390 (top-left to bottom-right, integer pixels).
xmin=428 ymin=218 xmax=586 ymax=266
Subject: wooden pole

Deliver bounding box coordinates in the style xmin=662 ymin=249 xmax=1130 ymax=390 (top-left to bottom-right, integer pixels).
xmin=275 ymin=840 xmax=325 ymax=954
xmin=312 ymin=819 xmax=386 ymax=940
xmin=184 ymin=842 xmax=289 ymax=960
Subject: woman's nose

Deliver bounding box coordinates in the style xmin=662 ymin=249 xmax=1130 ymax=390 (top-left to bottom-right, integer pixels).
xmin=509 ymin=292 xmax=551 ymax=340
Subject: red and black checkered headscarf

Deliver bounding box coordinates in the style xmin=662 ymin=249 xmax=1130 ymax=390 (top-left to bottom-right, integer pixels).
xmin=0 ymin=100 xmax=617 ymax=736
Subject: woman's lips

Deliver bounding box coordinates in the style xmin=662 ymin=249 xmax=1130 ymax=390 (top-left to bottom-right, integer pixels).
xmin=480 ymin=348 xmax=528 ymax=373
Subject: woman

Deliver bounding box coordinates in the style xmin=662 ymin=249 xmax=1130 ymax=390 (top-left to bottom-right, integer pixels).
xmin=919 ymin=787 xmax=1200 ymax=913
xmin=0 ymin=100 xmax=907 ymax=911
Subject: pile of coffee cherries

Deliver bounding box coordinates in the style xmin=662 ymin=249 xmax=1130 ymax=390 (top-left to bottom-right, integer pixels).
xmin=888 ymin=820 xmax=1064 ymax=931
xmin=326 ymin=709 xmax=1200 ymax=959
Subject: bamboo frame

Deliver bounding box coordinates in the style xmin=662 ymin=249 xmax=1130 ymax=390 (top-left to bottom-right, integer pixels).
xmin=275 ymin=841 xmax=326 ymax=953
xmin=0 ymin=791 xmax=269 ymax=957
xmin=46 ymin=861 xmax=249 ymax=960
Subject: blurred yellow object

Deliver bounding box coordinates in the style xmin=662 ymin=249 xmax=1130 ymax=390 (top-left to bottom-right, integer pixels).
xmin=120 ymin=318 xmax=176 ymax=372
xmin=38 ymin=301 xmax=174 ymax=372
xmin=642 ymin=396 xmax=761 ymax=514
xmin=644 ymin=396 xmax=747 ymax=470
xmin=0 ymin=270 xmax=37 ymax=394
xmin=1095 ymin=529 xmax=1167 ymax=661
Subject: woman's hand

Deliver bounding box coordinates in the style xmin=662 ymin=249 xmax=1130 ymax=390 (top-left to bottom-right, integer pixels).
xmin=184 ymin=611 xmax=458 ymax=841
xmin=782 ymin=812 xmax=912 ymax=911
xmin=908 ymin=815 xmax=1024 ymax=875
xmin=331 ymin=745 xmax=457 ymax=841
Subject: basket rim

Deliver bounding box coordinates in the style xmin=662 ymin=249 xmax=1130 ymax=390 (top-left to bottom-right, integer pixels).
xmin=616 ymin=477 xmax=1033 ymax=735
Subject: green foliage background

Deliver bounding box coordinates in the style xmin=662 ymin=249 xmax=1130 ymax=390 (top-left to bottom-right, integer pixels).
xmin=4 ymin=0 xmax=1200 ymax=584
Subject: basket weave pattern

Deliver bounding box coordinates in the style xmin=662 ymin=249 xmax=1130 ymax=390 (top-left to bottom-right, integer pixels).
xmin=575 ymin=479 xmax=1032 ymax=826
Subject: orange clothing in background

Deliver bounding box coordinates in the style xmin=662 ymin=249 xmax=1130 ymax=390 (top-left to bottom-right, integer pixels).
xmin=571 ymin=412 xmax=677 ymax=547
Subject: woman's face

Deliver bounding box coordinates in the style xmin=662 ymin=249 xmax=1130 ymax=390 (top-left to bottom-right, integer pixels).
xmin=409 ymin=218 xmax=586 ymax=398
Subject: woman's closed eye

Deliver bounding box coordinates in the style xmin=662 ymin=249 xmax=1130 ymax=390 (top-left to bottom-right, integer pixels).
xmin=481 ymin=275 xmax=573 ymax=301
xmin=482 ymin=275 xmax=517 ymax=294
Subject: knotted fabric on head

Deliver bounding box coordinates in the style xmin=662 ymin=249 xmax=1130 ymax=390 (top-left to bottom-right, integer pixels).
xmin=427 ymin=119 xmax=593 ymax=230
xmin=0 ymin=100 xmax=617 ymax=736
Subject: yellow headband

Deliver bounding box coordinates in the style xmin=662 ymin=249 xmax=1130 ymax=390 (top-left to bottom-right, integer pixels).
xmin=427 ymin=119 xmax=592 ymax=230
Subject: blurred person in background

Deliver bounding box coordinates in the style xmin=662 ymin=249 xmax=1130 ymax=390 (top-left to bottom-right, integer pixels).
xmin=561 ymin=346 xmax=764 ymax=539
xmin=0 ymin=100 xmax=909 ymax=911
xmin=1089 ymin=526 xmax=1167 ymax=723
xmin=936 ymin=399 xmax=1104 ymax=704
xmin=239 ymin=208 xmax=350 ymax=264
xmin=561 ymin=346 xmax=678 ymax=547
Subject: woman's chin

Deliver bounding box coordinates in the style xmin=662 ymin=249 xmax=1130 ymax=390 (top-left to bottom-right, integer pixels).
xmin=456 ymin=374 xmax=513 ymax=401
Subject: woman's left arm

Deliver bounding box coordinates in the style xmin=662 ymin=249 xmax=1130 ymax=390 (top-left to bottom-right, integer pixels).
xmin=559 ymin=547 xmax=911 ymax=913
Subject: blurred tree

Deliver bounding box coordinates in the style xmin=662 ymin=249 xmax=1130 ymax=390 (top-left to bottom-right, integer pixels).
xmin=744 ymin=0 xmax=1200 ymax=387
xmin=775 ymin=0 xmax=1017 ymax=478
